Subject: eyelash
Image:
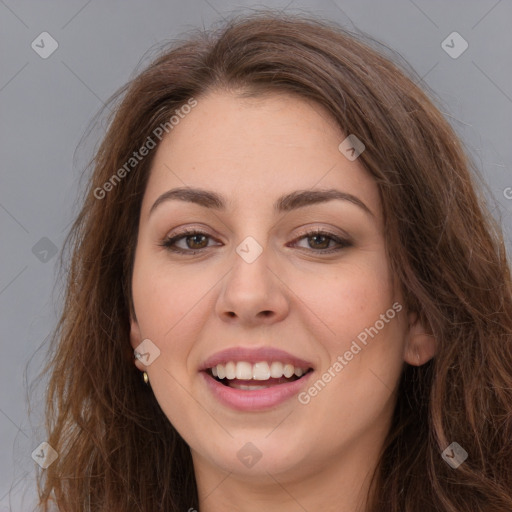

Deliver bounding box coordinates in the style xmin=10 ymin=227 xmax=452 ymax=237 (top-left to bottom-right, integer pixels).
xmin=159 ymin=228 xmax=352 ymax=255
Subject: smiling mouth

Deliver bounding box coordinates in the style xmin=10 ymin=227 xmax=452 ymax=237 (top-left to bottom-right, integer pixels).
xmin=206 ymin=361 xmax=313 ymax=390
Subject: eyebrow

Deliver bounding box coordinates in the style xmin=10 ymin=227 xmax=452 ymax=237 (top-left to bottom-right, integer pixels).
xmin=149 ymin=187 xmax=374 ymax=217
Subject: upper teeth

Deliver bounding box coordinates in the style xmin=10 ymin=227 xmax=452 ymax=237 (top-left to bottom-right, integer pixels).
xmin=211 ymin=361 xmax=308 ymax=380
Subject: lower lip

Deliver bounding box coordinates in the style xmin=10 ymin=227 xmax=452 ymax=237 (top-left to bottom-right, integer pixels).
xmin=201 ymin=371 xmax=313 ymax=411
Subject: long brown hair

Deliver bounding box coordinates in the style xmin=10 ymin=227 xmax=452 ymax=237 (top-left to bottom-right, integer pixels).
xmin=37 ymin=12 xmax=512 ymax=511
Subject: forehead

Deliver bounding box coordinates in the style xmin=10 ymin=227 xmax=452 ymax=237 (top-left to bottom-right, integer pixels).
xmin=141 ymin=90 xmax=380 ymax=217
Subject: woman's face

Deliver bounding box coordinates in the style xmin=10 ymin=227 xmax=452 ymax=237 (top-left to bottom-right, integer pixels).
xmin=130 ymin=90 xmax=424 ymax=490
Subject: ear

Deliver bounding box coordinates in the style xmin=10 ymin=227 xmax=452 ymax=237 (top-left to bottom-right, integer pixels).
xmin=130 ymin=315 xmax=146 ymax=372
xmin=403 ymin=312 xmax=436 ymax=366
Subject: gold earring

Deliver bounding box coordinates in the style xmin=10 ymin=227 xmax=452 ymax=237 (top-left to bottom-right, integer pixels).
xmin=143 ymin=371 xmax=149 ymax=385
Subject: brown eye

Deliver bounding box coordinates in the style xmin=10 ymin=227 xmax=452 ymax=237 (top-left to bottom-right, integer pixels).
xmin=290 ymin=229 xmax=352 ymax=254
xmin=307 ymin=234 xmax=331 ymax=250
xmin=160 ymin=230 xmax=221 ymax=254
xmin=185 ymin=234 xmax=209 ymax=250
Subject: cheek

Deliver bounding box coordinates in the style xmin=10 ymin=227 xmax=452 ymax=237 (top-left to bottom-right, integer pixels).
xmin=130 ymin=251 xmax=212 ymax=429
xmin=290 ymin=250 xmax=396 ymax=346
xmin=131 ymin=246 xmax=213 ymax=341
xmin=291 ymin=247 xmax=405 ymax=398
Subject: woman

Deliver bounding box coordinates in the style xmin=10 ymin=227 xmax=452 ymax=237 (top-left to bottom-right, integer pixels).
xmin=37 ymin=12 xmax=512 ymax=512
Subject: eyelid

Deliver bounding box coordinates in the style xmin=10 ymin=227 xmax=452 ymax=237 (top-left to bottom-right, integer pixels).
xmin=292 ymin=225 xmax=352 ymax=241
xmin=288 ymin=227 xmax=352 ymax=253
xmin=160 ymin=225 xmax=352 ymax=255
xmin=160 ymin=227 xmax=221 ymax=253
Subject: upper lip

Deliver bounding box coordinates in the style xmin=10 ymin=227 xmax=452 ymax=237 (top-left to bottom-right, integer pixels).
xmin=199 ymin=347 xmax=314 ymax=371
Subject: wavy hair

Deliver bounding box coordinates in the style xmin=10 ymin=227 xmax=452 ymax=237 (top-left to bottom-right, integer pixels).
xmin=37 ymin=12 xmax=512 ymax=511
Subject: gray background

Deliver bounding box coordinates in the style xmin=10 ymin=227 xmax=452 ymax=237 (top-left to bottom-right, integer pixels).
xmin=1 ymin=0 xmax=511 ymax=509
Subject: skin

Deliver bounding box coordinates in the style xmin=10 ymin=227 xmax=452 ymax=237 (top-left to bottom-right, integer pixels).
xmin=130 ymin=90 xmax=435 ymax=512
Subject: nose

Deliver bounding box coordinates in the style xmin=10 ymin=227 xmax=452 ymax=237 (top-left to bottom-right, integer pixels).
xmin=215 ymin=244 xmax=290 ymax=327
